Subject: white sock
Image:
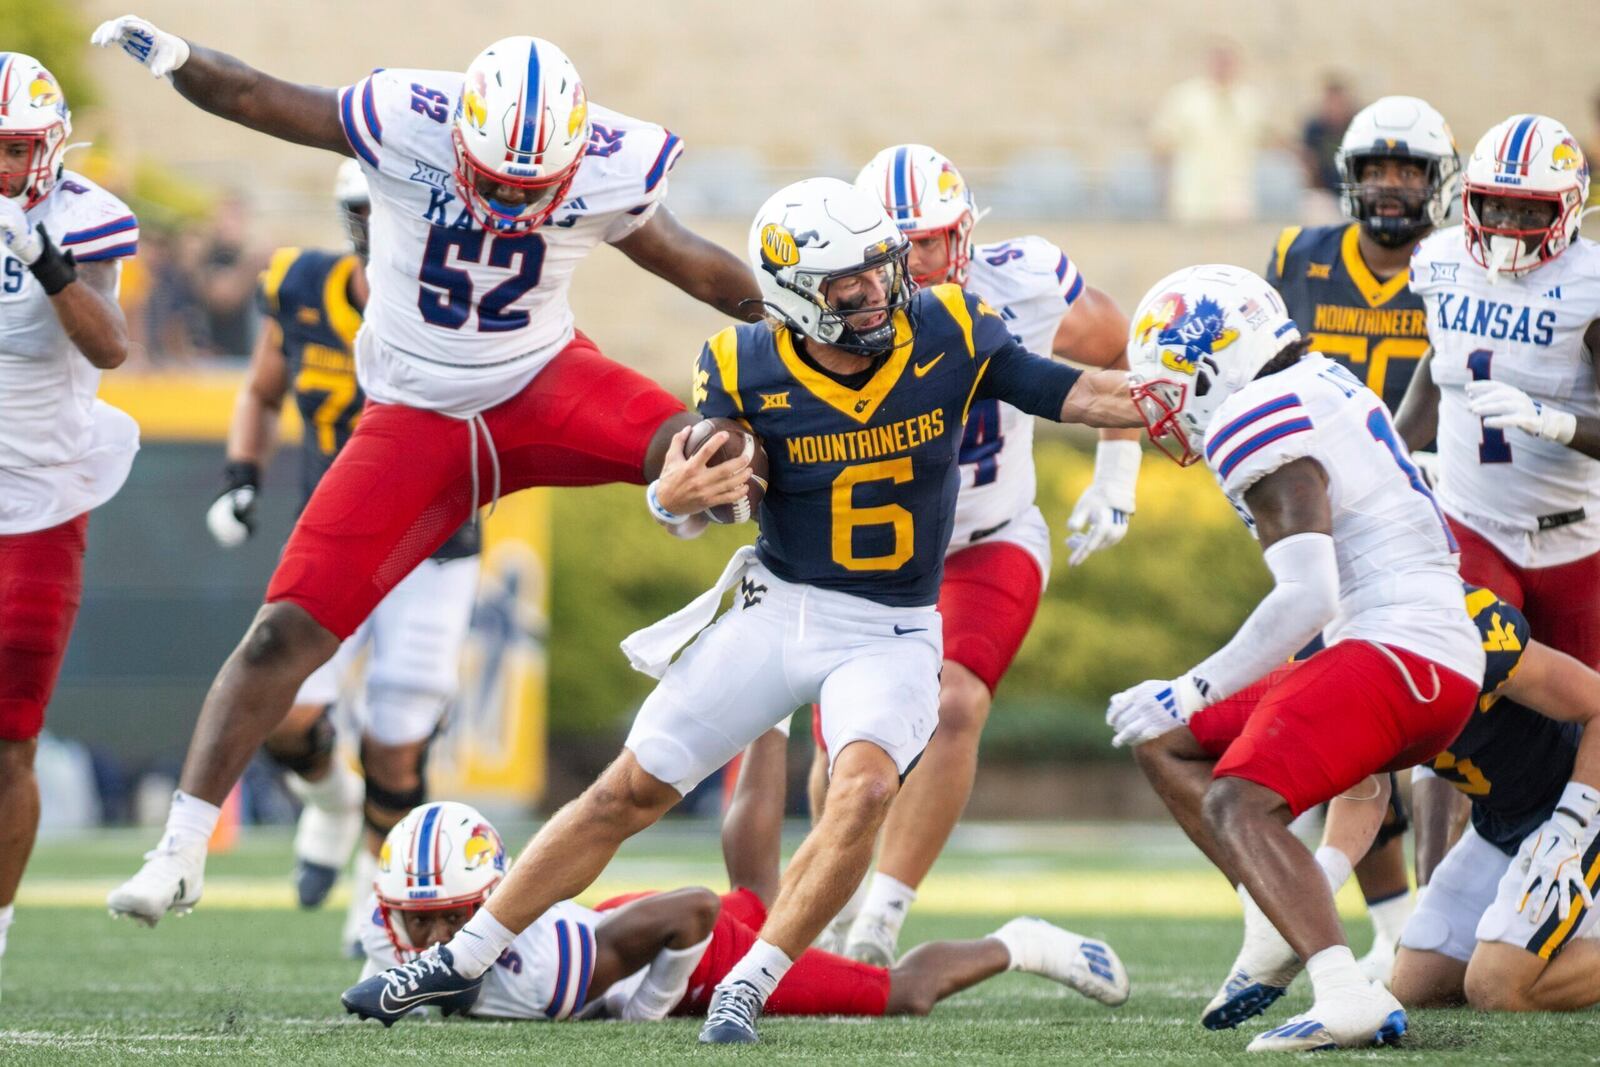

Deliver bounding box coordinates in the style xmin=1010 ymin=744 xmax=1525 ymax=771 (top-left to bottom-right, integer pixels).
xmin=621 ymin=934 xmax=712 ymax=1021
xmin=160 ymin=790 xmax=221 ymax=852
xmin=854 ymin=872 xmax=917 ymax=941
xmin=0 ymin=903 xmax=13 ymax=958
xmin=1366 ymin=890 xmax=1414 ymax=945
xmin=1314 ymin=846 xmax=1354 ymax=894
xmin=1305 ymin=944 xmax=1366 ymax=996
xmin=447 ymin=906 xmax=516 ymax=978
xmin=820 ymin=871 xmax=871 ymax=946
xmin=719 ymin=938 xmax=792 ymax=1003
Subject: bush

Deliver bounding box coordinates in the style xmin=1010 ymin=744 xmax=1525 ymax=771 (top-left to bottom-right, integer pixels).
xmin=548 ymin=434 xmax=1269 ymax=755
xmin=2 ymin=1 xmax=97 ymax=110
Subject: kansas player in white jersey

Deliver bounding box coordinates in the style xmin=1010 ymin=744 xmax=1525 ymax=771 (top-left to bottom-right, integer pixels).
xmin=0 ymin=54 xmax=139 ymax=993
xmin=93 ymin=17 xmax=761 ymax=927
xmin=813 ymin=145 xmax=1137 ymax=965
xmin=1111 ymin=265 xmax=1483 ymax=1052
xmin=1402 ymin=114 xmax=1600 ymax=672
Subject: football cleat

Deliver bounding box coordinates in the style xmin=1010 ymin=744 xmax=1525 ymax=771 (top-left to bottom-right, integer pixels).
xmin=341 ymin=945 xmax=481 ymax=1026
xmin=697 ymin=979 xmax=765 ymax=1044
xmin=106 ymin=841 xmax=206 ymax=927
xmin=1246 ymin=983 xmax=1407 ymax=1053
xmin=843 ymin=915 xmax=899 ymax=968
xmin=294 ymin=861 xmax=340 ymax=911
xmin=1202 ymin=890 xmax=1302 ymax=1030
xmin=993 ymin=917 xmax=1130 ymax=1007
xmin=285 ymin=762 xmax=364 ymax=910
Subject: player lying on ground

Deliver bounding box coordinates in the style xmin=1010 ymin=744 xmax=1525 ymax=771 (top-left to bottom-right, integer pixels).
xmin=91 ymin=17 xmax=763 ymax=926
xmin=1110 ymin=264 xmax=1486 ymax=1052
xmin=807 ymin=144 xmax=1137 ymax=965
xmin=348 ymin=729 xmax=1127 ymax=1024
xmin=0 ymin=52 xmax=139 ymax=998
xmin=1135 ymin=585 xmax=1600 ymax=1026
xmin=342 ymin=177 xmax=1141 ymax=1045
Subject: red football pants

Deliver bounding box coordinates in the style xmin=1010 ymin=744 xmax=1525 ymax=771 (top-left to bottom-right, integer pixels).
xmin=0 ymin=513 xmax=89 ymax=742
xmin=1449 ymin=516 xmax=1600 ymax=668
xmin=267 ymin=332 xmax=685 ymax=638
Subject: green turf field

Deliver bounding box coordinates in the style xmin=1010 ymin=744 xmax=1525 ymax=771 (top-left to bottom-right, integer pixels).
xmin=1 ymin=822 xmax=1588 ymax=1064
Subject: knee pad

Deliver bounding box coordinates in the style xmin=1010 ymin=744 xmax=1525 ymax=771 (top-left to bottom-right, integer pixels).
xmin=1374 ymin=772 xmax=1412 ymax=849
xmin=264 ymin=707 xmax=336 ymax=776
xmin=362 ymin=771 xmax=428 ymax=835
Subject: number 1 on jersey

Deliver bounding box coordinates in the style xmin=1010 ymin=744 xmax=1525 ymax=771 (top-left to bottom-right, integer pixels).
xmin=1466 ymin=348 xmax=1513 ymax=464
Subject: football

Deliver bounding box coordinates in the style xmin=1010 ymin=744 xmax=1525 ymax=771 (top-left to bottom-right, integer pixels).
xmin=684 ymin=416 xmax=769 ymax=524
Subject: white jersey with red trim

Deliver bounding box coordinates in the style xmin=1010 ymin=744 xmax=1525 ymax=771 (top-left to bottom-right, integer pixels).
xmin=337 ymin=68 xmax=683 ymax=416
xmin=949 ymin=236 xmax=1082 ymax=564
xmin=1202 ymin=354 xmax=1483 ymax=682
xmin=1411 ymin=228 xmax=1600 ymax=568
xmin=359 ymin=894 xmax=612 ymax=1021
xmin=0 ymin=168 xmax=140 ymax=534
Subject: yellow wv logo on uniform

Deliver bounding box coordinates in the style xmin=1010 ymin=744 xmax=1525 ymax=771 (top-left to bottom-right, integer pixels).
xmin=760 ymin=392 xmax=791 ymax=410
xmin=1307 ymin=263 xmax=1333 ymax=280
xmin=1481 ymin=611 xmax=1523 ymax=653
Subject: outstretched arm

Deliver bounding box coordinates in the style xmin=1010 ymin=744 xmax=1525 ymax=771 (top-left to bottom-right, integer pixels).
xmin=614 ymin=208 xmax=762 ymax=322
xmin=94 ymin=16 xmax=349 ymax=155
xmin=1060 ymin=368 xmax=1142 ymax=428
xmin=592 ymin=888 xmax=720 ymax=1019
xmin=1394 ymin=349 xmax=1438 ymax=451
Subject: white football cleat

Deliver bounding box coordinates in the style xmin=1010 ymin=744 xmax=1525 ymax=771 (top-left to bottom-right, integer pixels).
xmin=107 ymin=839 xmax=206 ymax=927
xmin=1357 ymin=936 xmax=1397 ymax=987
xmin=1246 ymin=980 xmax=1406 ymax=1052
xmin=1203 ymin=889 xmax=1303 ymax=1030
xmin=993 ymin=917 xmax=1130 ymax=1007
xmin=843 ymin=915 xmax=899 ymax=967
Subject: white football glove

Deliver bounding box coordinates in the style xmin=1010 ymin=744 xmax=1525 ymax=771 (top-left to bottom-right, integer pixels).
xmin=1410 ymin=450 xmax=1441 ymax=490
xmin=1066 ymin=438 xmax=1141 ymax=566
xmin=1516 ymin=782 xmax=1600 ymax=926
xmin=91 ymin=15 xmax=191 ymax=79
xmin=1466 ymin=379 xmax=1577 ymax=445
xmin=206 ymin=468 xmax=259 ymax=548
xmin=0 ymin=198 xmax=43 ymax=265
xmin=1106 ymin=676 xmax=1205 ymax=748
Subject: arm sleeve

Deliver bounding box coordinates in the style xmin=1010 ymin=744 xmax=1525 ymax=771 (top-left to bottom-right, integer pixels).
xmin=1188 ymin=531 xmax=1341 ymax=703
xmin=1266 ymin=226 xmax=1301 ymax=289
xmin=692 ymin=326 xmax=744 ymax=420
xmin=1469 ymin=588 xmax=1531 ymax=696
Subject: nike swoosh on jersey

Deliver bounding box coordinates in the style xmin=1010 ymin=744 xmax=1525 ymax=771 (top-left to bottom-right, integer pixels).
xmin=913 ymin=353 xmax=944 ymax=378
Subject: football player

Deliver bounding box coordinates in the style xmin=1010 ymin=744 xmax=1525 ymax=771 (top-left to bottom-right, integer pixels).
xmin=206 ymin=160 xmax=481 ymax=947
xmin=92 ymin=18 xmax=762 ymax=924
xmin=0 ymin=53 xmax=140 ymax=992
xmin=802 ymin=145 xmax=1138 ymax=966
xmin=1401 ymin=115 xmax=1600 ymax=674
xmin=346 ymin=736 xmax=1126 ymax=1025
xmin=1265 ymin=95 xmax=1462 ymax=985
xmin=1110 ymin=264 xmax=1484 ymax=1051
xmin=1136 ymin=587 xmax=1600 ymax=1025
xmin=341 ymin=177 xmax=1140 ymax=1042
xmin=0 ymin=54 xmax=139 ymax=995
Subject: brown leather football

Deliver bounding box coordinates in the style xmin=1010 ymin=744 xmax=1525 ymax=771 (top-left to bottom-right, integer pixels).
xmin=685 ymin=417 xmax=769 ymax=524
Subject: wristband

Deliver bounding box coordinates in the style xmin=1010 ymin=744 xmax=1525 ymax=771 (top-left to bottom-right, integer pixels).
xmin=224 ymin=460 xmax=262 ymax=493
xmin=28 ymin=225 xmax=76 ymax=296
xmin=646 ymin=479 xmax=688 ymax=525
xmin=1554 ymin=781 xmax=1600 ymax=834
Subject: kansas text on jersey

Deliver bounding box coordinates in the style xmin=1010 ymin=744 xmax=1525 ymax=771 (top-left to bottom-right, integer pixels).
xmin=694 ymin=285 xmax=1082 ymax=606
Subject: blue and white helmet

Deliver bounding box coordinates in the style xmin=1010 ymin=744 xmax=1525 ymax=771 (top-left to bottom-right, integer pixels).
xmin=0 ymin=52 xmax=71 ymax=208
xmin=375 ymin=801 xmax=508 ymax=960
xmin=855 ymin=144 xmax=979 ymax=285
xmin=1126 ymin=264 xmax=1301 ymax=466
xmin=1463 ymin=114 xmax=1590 ymax=279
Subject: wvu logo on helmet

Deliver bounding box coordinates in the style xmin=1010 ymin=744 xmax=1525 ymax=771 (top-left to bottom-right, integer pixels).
xmin=760 ymin=223 xmax=800 ymax=268
xmin=463 ymin=823 xmax=507 ymax=872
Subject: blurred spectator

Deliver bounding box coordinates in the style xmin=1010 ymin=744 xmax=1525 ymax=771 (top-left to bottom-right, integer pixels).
xmin=1150 ymin=42 xmax=1268 ymax=223
xmin=1301 ymin=75 xmax=1360 ymax=194
xmin=196 ymin=196 xmax=261 ymax=357
xmin=1585 ymin=89 xmax=1600 ymax=208
xmin=143 ymin=229 xmax=208 ymax=366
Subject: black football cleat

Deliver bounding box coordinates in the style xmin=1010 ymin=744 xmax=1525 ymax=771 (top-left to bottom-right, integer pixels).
xmin=293 ymin=860 xmax=340 ymax=910
xmin=697 ymin=979 xmax=765 ymax=1045
xmin=341 ymin=946 xmax=482 ymax=1026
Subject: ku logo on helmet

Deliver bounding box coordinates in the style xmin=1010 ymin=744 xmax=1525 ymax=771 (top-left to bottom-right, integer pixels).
xmin=936 ymin=162 xmax=964 ymax=201
xmin=377 ymin=839 xmax=393 ymax=873
xmin=1553 ymin=137 xmax=1585 ymax=174
xmin=462 ymin=70 xmax=490 ymax=131
xmin=1136 ymin=293 xmax=1238 ymax=375
xmin=463 ymin=823 xmax=507 ymax=872
xmin=566 ymin=83 xmax=587 ymax=139
xmin=27 ymin=72 xmax=61 ymax=110
xmin=760 ymin=223 xmax=800 ymax=268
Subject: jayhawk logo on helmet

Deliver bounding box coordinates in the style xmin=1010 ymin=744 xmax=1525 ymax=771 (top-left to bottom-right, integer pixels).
xmin=567 ymin=82 xmax=588 ymax=139
xmin=1553 ymin=137 xmax=1585 ymax=174
xmin=1137 ymin=293 xmax=1238 ymax=375
xmin=936 ymin=162 xmax=964 ymax=202
xmin=462 ymin=70 xmax=490 ymax=131
xmin=26 ymin=72 xmax=60 ymax=111
xmin=377 ymin=838 xmax=393 ymax=873
xmin=463 ymin=823 xmax=506 ymax=872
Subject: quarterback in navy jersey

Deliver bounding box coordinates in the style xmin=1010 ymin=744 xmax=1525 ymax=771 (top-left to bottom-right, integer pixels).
xmin=341 ymin=178 xmax=1139 ymax=1045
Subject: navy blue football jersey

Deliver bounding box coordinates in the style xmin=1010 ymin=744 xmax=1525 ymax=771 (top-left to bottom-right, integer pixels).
xmin=694 ymin=284 xmax=1081 ymax=607
xmin=258 ymin=248 xmax=478 ymax=559
xmin=1265 ymin=223 xmax=1431 ymax=415
xmin=1429 ymin=586 xmax=1578 ymax=852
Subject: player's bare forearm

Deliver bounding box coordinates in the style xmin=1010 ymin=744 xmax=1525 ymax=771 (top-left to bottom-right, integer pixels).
xmin=1562 ymin=417 xmax=1600 ymax=461
xmin=1052 ymin=286 xmax=1139 ymax=442
xmin=1412 ymin=774 xmax=1467 ymax=885
xmin=1059 ymin=368 xmax=1142 ymax=428
xmin=1500 ymin=641 xmax=1600 ymax=790
xmin=614 ymin=209 xmax=762 ymax=322
xmin=171 ymin=42 xmax=348 ymax=154
xmin=1394 ymin=349 xmax=1438 ymax=450
xmin=52 ymin=262 xmax=129 ymax=369
xmin=227 ymin=322 xmax=288 ymax=467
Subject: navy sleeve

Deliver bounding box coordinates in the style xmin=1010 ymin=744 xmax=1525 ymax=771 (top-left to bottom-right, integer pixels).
xmin=692 ymin=326 xmax=743 ymax=420
xmin=976 ymin=338 xmax=1083 ymax=420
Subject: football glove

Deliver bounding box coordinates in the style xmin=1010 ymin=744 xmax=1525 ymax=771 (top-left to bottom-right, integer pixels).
xmin=1466 ymin=380 xmax=1577 ymax=445
xmin=91 ymin=15 xmax=191 ymax=79
xmin=0 ymin=198 xmax=43 ymax=265
xmin=1410 ymin=450 xmax=1440 ymax=490
xmin=1516 ymin=782 xmax=1600 ymax=926
xmin=1107 ymin=676 xmax=1205 ymax=748
xmin=206 ymin=462 xmax=260 ymax=548
xmin=1065 ymin=438 xmax=1140 ymax=566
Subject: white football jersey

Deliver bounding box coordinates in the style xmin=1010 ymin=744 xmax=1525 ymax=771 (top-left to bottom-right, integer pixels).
xmin=0 ymin=169 xmax=140 ymax=535
xmin=1203 ymin=354 xmax=1483 ymax=683
xmin=950 ymin=236 xmax=1082 ymax=558
xmin=359 ymin=894 xmax=618 ymax=1021
xmin=1411 ymin=228 xmax=1600 ymax=567
xmin=337 ymin=69 xmax=683 ymax=416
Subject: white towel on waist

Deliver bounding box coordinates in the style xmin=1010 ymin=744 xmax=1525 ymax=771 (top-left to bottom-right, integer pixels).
xmin=620 ymin=546 xmax=757 ymax=678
